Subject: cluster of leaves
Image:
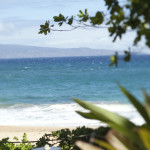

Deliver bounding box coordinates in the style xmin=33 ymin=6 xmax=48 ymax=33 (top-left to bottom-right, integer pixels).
xmin=74 ymin=85 xmax=150 ymax=150
xmin=39 ymin=0 xmax=150 ymax=67
xmin=77 ymin=9 xmax=104 ymax=25
xmin=38 ymin=9 xmax=133 ymax=67
xmin=109 ymin=50 xmax=130 ymax=67
xmin=39 ymin=0 xmax=150 ymax=48
xmin=0 ymin=127 xmax=109 ymax=150
xmin=39 ymin=21 xmax=51 ymax=35
xmin=36 ymin=126 xmax=110 ymax=150
xmin=38 ymin=9 xmax=104 ymax=36
xmin=0 ymin=133 xmax=34 ymax=150
xmin=106 ymin=0 xmax=150 ymax=47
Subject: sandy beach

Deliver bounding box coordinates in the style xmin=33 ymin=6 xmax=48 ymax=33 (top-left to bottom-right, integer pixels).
xmin=0 ymin=126 xmax=76 ymax=142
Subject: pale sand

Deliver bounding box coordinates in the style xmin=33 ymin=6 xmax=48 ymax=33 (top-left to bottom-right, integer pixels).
xmin=0 ymin=126 xmax=76 ymax=142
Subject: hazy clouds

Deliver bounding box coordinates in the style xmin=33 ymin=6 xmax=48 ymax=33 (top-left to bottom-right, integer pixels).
xmin=0 ymin=0 xmax=148 ymax=53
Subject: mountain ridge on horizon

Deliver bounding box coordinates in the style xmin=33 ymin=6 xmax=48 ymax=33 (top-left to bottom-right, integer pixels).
xmin=0 ymin=44 xmax=135 ymax=59
xmin=0 ymin=43 xmax=111 ymax=51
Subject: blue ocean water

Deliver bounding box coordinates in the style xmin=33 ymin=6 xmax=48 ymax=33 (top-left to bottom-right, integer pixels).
xmin=0 ymin=55 xmax=150 ymax=126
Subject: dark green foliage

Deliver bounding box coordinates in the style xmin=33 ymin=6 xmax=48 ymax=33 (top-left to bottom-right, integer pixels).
xmin=78 ymin=9 xmax=89 ymax=22
xmin=39 ymin=1 xmax=150 ymax=67
xmin=53 ymin=14 xmax=66 ymax=22
xmin=38 ymin=21 xmax=50 ymax=35
xmin=53 ymin=14 xmax=66 ymax=27
xmin=39 ymin=1 xmax=150 ymax=47
xmin=74 ymin=86 xmax=150 ymax=150
xmin=36 ymin=126 xmax=110 ymax=150
xmin=90 ymin=12 xmax=103 ymax=25
xmin=36 ymin=133 xmax=53 ymax=148
xmin=0 ymin=133 xmax=34 ymax=150
xmin=124 ymin=50 xmax=130 ymax=62
xmin=104 ymin=0 xmax=150 ymax=47
xmin=109 ymin=52 xmax=118 ymax=67
xmin=67 ymin=16 xmax=73 ymax=25
xmin=119 ymin=85 xmax=150 ymax=126
xmin=0 ymin=127 xmax=109 ymax=150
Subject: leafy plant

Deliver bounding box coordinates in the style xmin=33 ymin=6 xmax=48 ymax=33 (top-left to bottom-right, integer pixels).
xmin=0 ymin=133 xmax=34 ymax=150
xmin=36 ymin=126 xmax=110 ymax=150
xmin=74 ymin=85 xmax=150 ymax=150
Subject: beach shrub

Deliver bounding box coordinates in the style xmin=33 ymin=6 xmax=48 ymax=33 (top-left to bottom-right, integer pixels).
xmin=36 ymin=126 xmax=110 ymax=150
xmin=0 ymin=127 xmax=109 ymax=150
xmin=0 ymin=133 xmax=34 ymax=150
xmin=74 ymin=85 xmax=150 ymax=150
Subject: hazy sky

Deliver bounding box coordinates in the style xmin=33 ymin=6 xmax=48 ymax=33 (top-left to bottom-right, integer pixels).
xmin=0 ymin=0 xmax=149 ymax=53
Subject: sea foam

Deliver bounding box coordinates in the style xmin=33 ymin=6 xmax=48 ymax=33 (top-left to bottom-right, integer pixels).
xmin=0 ymin=103 xmax=144 ymax=126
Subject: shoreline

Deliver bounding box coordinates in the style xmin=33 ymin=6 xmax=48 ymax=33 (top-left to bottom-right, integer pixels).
xmin=0 ymin=126 xmax=76 ymax=141
xmin=0 ymin=125 xmax=98 ymax=141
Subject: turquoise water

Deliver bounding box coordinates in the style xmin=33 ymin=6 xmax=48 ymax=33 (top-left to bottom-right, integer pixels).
xmin=1 ymin=55 xmax=150 ymax=104
xmin=0 ymin=55 xmax=150 ymax=126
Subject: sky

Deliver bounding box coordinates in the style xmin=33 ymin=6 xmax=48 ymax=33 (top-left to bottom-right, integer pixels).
xmin=0 ymin=0 xmax=149 ymax=53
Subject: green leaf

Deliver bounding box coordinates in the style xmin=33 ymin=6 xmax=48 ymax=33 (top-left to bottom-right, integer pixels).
xmin=78 ymin=10 xmax=84 ymax=18
xmin=73 ymin=98 xmax=139 ymax=141
xmin=40 ymin=25 xmax=45 ymax=28
xmin=106 ymin=134 xmax=128 ymax=150
xmin=58 ymin=22 xmax=63 ymax=26
xmin=85 ymin=9 xmax=88 ymax=15
xmin=13 ymin=136 xmax=18 ymax=141
xmin=106 ymin=130 xmax=141 ymax=150
xmin=110 ymin=55 xmax=116 ymax=62
xmin=109 ymin=52 xmax=118 ymax=67
xmin=92 ymin=138 xmax=116 ymax=150
xmin=90 ymin=11 xmax=103 ymax=25
xmin=76 ymin=111 xmax=111 ymax=123
xmin=53 ymin=14 xmax=66 ymax=22
xmin=76 ymin=141 xmax=103 ymax=150
xmin=142 ymin=90 xmax=150 ymax=120
xmin=67 ymin=16 xmax=73 ymax=25
xmin=138 ymin=128 xmax=150 ymax=150
xmin=78 ymin=14 xmax=83 ymax=18
xmin=44 ymin=31 xmax=47 ymax=35
xmin=78 ymin=9 xmax=89 ymax=22
xmin=113 ymin=34 xmax=118 ymax=42
xmin=108 ymin=27 xmax=115 ymax=33
xmin=124 ymin=51 xmax=130 ymax=62
xmin=38 ymin=31 xmax=44 ymax=34
xmin=45 ymin=21 xmax=49 ymax=27
xmin=39 ymin=21 xmax=50 ymax=35
xmin=119 ymin=85 xmax=150 ymax=125
xmin=79 ymin=10 xmax=83 ymax=15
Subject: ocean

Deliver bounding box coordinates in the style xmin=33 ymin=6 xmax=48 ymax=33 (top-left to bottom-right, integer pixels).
xmin=0 ymin=55 xmax=150 ymax=126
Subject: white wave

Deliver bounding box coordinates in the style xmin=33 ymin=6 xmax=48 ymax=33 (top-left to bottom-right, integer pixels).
xmin=0 ymin=103 xmax=144 ymax=126
xmin=24 ymin=66 xmax=31 ymax=69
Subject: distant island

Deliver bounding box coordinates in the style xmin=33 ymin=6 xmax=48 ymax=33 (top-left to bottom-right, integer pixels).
xmin=0 ymin=44 xmax=124 ymax=59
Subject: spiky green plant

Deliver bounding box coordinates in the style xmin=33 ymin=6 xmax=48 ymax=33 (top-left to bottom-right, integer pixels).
xmin=74 ymin=85 xmax=150 ymax=150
